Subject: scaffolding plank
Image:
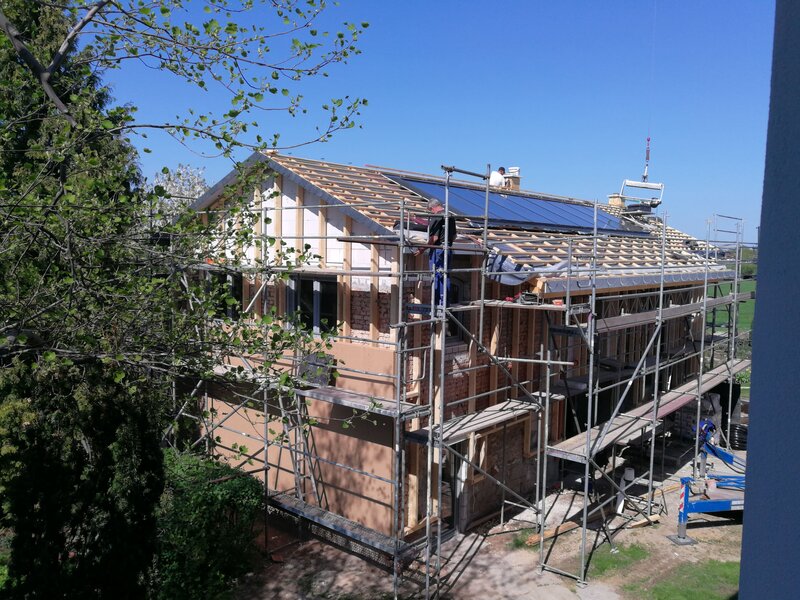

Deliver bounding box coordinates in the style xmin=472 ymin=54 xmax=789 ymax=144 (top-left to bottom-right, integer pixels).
xmin=595 ymin=291 xmax=754 ymax=333
xmin=269 ymin=492 xmax=412 ymax=556
xmin=547 ymin=359 xmax=751 ymax=462
xmin=295 ymin=385 xmax=420 ymax=417
xmin=407 ymin=397 xmax=556 ymax=445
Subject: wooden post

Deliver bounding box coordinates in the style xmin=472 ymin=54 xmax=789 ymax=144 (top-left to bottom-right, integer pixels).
xmin=511 ymin=308 xmax=521 ymax=398
xmin=341 ymin=216 xmax=352 ymax=337
xmin=412 ymin=253 xmax=423 ymax=393
xmin=406 ymin=443 xmax=420 ymax=529
xmin=275 ymin=175 xmax=286 ymax=316
xmin=296 ymin=186 xmax=304 ymax=260
xmin=370 ymin=244 xmax=380 ymax=341
xmin=407 ymin=253 xmax=423 ymax=527
xmin=390 ymin=247 xmax=400 ymax=343
xmin=526 ymin=309 xmax=536 ymax=393
xmin=318 ymin=197 xmax=327 ymax=268
xmin=468 ymin=255 xmax=479 ymax=413
xmin=489 ymin=282 xmax=500 ymax=405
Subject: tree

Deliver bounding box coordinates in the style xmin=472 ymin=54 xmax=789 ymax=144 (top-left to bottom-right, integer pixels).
xmin=0 ymin=0 xmax=367 ymax=155
xmin=152 ymin=163 xmax=209 ymax=205
xmin=0 ymin=1 xmax=363 ymax=596
xmin=148 ymin=163 xmax=209 ymax=226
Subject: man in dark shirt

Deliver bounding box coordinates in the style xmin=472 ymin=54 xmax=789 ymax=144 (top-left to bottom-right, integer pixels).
xmin=414 ymin=199 xmax=456 ymax=313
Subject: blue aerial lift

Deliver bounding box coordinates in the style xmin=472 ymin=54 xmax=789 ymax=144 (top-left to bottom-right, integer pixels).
xmin=669 ymin=420 xmax=746 ymax=545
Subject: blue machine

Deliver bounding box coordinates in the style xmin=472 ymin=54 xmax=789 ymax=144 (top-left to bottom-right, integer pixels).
xmin=672 ymin=420 xmax=746 ymax=544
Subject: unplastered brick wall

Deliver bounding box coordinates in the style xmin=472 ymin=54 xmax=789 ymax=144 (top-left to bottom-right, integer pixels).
xmin=256 ymin=283 xmax=392 ymax=342
xmin=457 ymin=420 xmax=537 ymax=530
xmin=265 ymin=283 xmax=277 ymax=314
xmin=349 ymin=291 xmax=392 ymax=341
xmin=409 ymin=281 xmax=546 ymax=417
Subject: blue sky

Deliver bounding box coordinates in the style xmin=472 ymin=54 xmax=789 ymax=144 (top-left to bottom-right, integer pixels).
xmin=108 ymin=1 xmax=775 ymax=241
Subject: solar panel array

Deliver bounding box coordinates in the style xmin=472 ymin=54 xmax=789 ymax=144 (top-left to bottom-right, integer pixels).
xmin=392 ymin=177 xmax=641 ymax=235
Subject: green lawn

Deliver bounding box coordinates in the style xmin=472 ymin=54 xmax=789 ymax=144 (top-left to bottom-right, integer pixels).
xmin=623 ymin=560 xmax=739 ymax=600
xmin=708 ymin=280 xmax=756 ymax=333
xmin=589 ymin=543 xmax=649 ymax=577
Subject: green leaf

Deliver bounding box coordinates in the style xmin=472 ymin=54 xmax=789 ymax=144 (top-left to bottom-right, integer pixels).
xmin=43 ymin=351 xmax=56 ymax=362
xmin=113 ymin=371 xmax=126 ymax=383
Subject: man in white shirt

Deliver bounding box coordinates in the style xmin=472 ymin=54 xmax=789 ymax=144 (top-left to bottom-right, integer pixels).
xmin=489 ymin=166 xmax=506 ymax=187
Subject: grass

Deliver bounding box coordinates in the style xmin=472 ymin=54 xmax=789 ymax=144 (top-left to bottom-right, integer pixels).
xmin=709 ymin=280 xmax=756 ymax=333
xmin=508 ymin=528 xmax=537 ymax=551
xmin=623 ymin=560 xmax=739 ymax=600
xmin=588 ymin=543 xmax=648 ymax=577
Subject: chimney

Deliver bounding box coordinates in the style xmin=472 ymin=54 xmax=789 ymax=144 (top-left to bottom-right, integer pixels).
xmin=608 ymin=193 xmax=626 ymax=208
xmin=506 ymin=166 xmax=521 ymax=190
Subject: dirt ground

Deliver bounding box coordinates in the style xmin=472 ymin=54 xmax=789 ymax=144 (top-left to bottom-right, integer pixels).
xmin=234 ymin=446 xmax=744 ymax=599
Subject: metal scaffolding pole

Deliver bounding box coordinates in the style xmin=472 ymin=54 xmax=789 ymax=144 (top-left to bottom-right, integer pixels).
xmin=692 ymin=221 xmax=712 ymax=479
xmin=180 ymin=159 xmax=756 ymax=598
xmin=646 ymin=216 xmax=668 ymax=515
xmin=577 ymin=201 xmax=599 ymax=584
xmin=539 ymin=346 xmax=553 ymax=569
xmin=391 ymin=192 xmax=407 ymax=599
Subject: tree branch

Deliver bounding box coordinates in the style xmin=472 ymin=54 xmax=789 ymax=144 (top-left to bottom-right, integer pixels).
xmin=0 ymin=8 xmax=77 ymax=125
xmin=47 ymin=1 xmax=111 ymax=78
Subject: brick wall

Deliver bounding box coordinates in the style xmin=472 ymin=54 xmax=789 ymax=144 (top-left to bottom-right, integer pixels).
xmin=349 ymin=290 xmax=392 ymax=341
xmin=457 ymin=421 xmax=537 ymax=530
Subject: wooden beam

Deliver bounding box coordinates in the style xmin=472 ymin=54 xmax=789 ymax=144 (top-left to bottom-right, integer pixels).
xmin=511 ymin=308 xmax=521 ymax=398
xmin=390 ymin=247 xmax=399 ymax=343
xmin=318 ymin=196 xmax=327 ymax=268
xmin=370 ymin=244 xmax=380 ymax=341
xmin=341 ymin=216 xmax=352 ymax=337
xmin=406 ymin=443 xmax=419 ymax=528
xmin=525 ymin=512 xmax=604 ymax=546
xmin=526 ymin=309 xmax=536 ymax=394
xmin=295 ymin=186 xmax=304 ymax=256
xmin=489 ymin=282 xmax=500 ymax=405
xmin=412 ymin=253 xmax=423 ymax=395
xmin=628 ymin=514 xmax=662 ymax=529
xmin=468 ymin=255 xmax=479 ymax=413
xmin=274 ymin=175 xmax=286 ymax=316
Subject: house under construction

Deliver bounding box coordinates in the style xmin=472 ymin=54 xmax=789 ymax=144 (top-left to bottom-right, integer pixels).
xmin=183 ymin=153 xmax=754 ymax=595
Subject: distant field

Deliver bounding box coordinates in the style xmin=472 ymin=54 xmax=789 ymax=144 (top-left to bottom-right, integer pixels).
xmin=708 ymin=279 xmax=756 ymax=333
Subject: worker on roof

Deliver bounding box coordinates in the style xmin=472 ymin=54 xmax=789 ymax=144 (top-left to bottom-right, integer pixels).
xmin=489 ymin=166 xmax=506 ymax=187
xmin=414 ymin=198 xmax=456 ymax=316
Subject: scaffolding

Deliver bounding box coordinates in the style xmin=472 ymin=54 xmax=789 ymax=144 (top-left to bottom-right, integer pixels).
xmin=169 ymin=155 xmax=756 ymax=598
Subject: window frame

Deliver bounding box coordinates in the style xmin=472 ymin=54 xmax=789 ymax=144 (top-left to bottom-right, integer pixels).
xmin=286 ymin=275 xmax=338 ymax=335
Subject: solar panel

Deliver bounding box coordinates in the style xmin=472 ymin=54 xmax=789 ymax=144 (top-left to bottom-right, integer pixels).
xmin=391 ymin=177 xmax=643 ymax=235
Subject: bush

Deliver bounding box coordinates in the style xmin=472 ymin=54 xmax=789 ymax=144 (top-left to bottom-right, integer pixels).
xmin=151 ymin=451 xmax=263 ymax=599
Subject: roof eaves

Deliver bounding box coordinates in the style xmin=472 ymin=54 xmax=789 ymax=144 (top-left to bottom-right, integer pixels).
xmin=190 ymin=151 xmax=267 ymax=211
xmin=540 ymin=268 xmax=737 ymax=295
